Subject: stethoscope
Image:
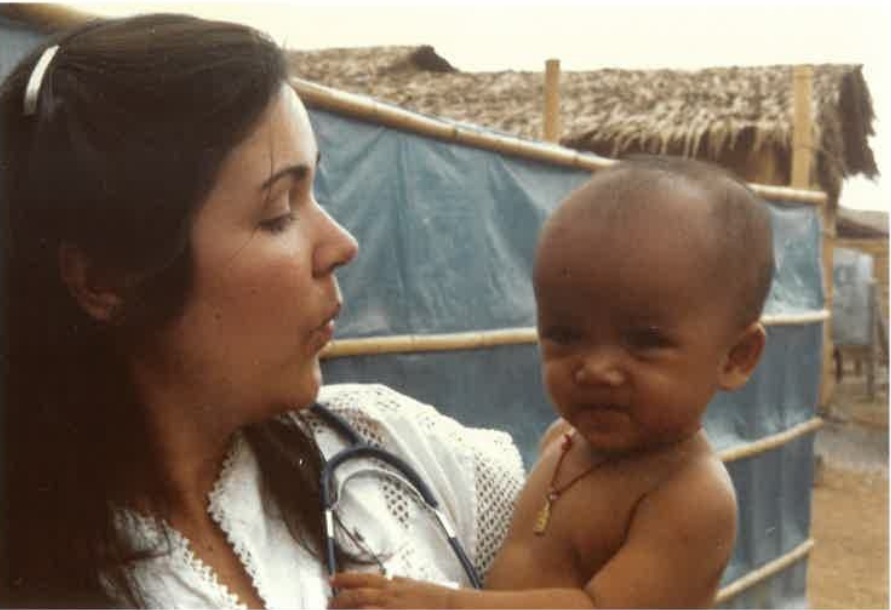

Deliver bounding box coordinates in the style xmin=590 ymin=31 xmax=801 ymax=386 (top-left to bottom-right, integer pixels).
xmin=312 ymin=403 xmax=483 ymax=590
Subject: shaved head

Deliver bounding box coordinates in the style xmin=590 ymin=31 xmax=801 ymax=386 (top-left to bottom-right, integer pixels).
xmin=537 ymin=156 xmax=774 ymax=329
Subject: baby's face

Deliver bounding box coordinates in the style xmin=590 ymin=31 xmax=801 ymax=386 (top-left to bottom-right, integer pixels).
xmin=533 ymin=192 xmax=740 ymax=455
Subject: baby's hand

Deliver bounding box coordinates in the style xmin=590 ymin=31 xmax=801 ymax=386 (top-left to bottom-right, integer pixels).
xmin=328 ymin=572 xmax=456 ymax=609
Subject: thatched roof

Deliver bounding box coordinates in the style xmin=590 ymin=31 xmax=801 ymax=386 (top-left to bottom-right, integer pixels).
xmin=1 ymin=5 xmax=877 ymax=203
xmin=288 ymin=46 xmax=878 ymax=202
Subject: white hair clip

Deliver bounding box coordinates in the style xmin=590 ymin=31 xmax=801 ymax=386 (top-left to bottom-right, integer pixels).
xmin=23 ymin=45 xmax=60 ymax=116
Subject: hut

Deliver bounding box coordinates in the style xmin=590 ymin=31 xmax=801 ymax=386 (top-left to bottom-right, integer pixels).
xmin=0 ymin=6 xmax=862 ymax=608
xmin=287 ymin=45 xmax=880 ymax=404
xmin=287 ymin=44 xmax=877 ymax=199
xmin=832 ymin=208 xmax=888 ymax=393
xmin=836 ymin=208 xmax=888 ymax=321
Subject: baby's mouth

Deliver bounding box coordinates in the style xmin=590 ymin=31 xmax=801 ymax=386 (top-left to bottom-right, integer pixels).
xmin=584 ymin=403 xmax=625 ymax=413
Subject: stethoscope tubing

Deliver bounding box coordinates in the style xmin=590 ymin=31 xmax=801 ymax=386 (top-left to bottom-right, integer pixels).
xmin=312 ymin=403 xmax=483 ymax=590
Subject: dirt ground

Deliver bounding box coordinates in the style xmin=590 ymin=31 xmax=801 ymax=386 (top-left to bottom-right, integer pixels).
xmin=808 ymin=368 xmax=889 ymax=609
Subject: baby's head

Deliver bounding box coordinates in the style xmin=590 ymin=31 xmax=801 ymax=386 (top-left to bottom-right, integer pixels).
xmin=533 ymin=156 xmax=773 ymax=454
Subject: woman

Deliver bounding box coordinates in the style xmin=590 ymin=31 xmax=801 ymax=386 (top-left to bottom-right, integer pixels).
xmin=0 ymin=14 xmax=524 ymax=608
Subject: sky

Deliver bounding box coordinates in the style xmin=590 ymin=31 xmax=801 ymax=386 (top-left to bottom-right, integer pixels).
xmin=77 ymin=1 xmax=891 ymax=213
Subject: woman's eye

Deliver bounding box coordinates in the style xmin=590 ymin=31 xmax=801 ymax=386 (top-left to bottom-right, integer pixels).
xmin=259 ymin=211 xmax=296 ymax=234
xmin=625 ymin=327 xmax=672 ymax=351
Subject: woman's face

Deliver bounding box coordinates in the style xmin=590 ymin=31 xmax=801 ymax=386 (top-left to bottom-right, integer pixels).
xmin=147 ymin=84 xmax=357 ymax=426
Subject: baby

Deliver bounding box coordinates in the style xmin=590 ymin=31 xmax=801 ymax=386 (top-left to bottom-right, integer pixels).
xmin=329 ymin=156 xmax=774 ymax=608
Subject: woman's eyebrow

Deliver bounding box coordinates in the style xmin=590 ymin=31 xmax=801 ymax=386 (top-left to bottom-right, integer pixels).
xmin=260 ymin=151 xmax=321 ymax=191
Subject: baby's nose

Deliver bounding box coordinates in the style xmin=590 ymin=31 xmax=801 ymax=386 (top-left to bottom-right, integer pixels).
xmin=574 ymin=353 xmax=626 ymax=387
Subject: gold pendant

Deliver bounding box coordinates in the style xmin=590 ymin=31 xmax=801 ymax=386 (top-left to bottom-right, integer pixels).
xmin=533 ymin=495 xmax=554 ymax=535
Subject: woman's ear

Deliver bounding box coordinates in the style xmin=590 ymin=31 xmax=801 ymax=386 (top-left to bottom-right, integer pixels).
xmin=718 ymin=322 xmax=767 ymax=391
xmin=58 ymin=243 xmax=124 ymax=322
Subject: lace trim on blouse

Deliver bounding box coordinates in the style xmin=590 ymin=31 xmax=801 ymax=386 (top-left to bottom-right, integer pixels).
xmin=112 ymin=383 xmax=525 ymax=608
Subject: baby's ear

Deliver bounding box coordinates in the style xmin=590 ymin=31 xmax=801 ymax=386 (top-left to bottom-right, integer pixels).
xmin=718 ymin=322 xmax=767 ymax=391
xmin=58 ymin=243 xmax=125 ymax=322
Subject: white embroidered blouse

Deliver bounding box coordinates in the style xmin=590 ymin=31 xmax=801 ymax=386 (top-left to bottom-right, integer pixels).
xmin=113 ymin=383 xmax=526 ymax=609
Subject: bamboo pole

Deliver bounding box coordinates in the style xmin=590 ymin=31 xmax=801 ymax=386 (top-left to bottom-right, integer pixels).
xmin=320 ymin=328 xmax=539 ymax=359
xmin=290 ymin=78 xmax=830 ymax=205
xmin=294 ymin=77 xmax=614 ymax=171
xmin=748 ymin=183 xmax=825 ymax=205
xmin=789 ymin=65 xmax=834 ymax=409
xmin=543 ymin=59 xmax=561 ymax=143
xmin=790 ymin=65 xmax=834 ymax=407
xmin=715 ymin=539 xmax=815 ymax=604
xmin=320 ymin=310 xmax=829 ymax=360
xmin=761 ymin=310 xmax=830 ymax=325
xmin=819 ymin=202 xmax=838 ymax=408
xmin=791 ymin=66 xmax=813 ymax=189
xmin=718 ymin=418 xmax=823 ymax=463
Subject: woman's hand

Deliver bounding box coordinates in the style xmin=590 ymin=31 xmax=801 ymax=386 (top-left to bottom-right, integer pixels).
xmin=328 ymin=572 xmax=456 ymax=609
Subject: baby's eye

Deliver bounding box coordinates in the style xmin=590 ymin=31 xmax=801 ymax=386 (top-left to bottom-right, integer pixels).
xmin=541 ymin=327 xmax=581 ymax=345
xmin=625 ymin=326 xmax=673 ymax=351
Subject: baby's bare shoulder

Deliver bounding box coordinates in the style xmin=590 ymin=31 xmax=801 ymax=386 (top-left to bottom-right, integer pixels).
xmin=537 ymin=418 xmax=573 ymax=457
xmin=675 ymin=453 xmax=732 ymax=499
xmin=644 ymin=440 xmax=737 ymax=529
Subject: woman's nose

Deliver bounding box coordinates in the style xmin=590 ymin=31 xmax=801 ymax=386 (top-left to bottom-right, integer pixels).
xmin=313 ymin=207 xmax=359 ymax=277
xmin=574 ymin=351 xmax=626 ymax=387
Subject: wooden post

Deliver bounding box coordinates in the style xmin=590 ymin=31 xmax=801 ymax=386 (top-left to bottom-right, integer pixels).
xmin=543 ymin=59 xmax=561 ymax=143
xmin=820 ymin=202 xmax=838 ymax=408
xmin=792 ymin=65 xmax=835 ymax=407
xmin=867 ymin=281 xmax=877 ymax=400
xmin=791 ymin=65 xmax=813 ymax=188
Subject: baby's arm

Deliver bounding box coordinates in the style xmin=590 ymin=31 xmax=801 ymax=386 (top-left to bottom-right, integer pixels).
xmin=581 ymin=459 xmax=738 ymax=608
xmin=328 ymin=573 xmax=596 ymax=609
xmin=329 ymin=457 xmax=736 ymax=609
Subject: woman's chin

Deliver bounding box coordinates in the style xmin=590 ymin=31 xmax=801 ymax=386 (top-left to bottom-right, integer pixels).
xmin=251 ymin=363 xmax=323 ymax=422
xmin=291 ymin=361 xmax=324 ymax=410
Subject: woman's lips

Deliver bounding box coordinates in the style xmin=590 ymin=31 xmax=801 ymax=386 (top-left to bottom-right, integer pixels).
xmin=310 ymin=303 xmax=341 ymax=352
xmin=316 ymin=319 xmax=335 ymax=341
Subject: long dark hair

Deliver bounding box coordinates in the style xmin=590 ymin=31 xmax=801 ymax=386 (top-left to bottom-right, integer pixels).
xmin=1 ymin=14 xmax=326 ymax=607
